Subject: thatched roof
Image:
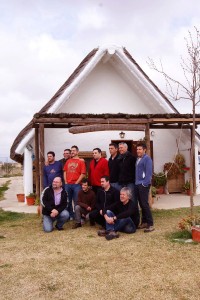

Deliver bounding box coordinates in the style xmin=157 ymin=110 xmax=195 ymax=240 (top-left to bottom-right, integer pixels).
xmin=10 ymin=46 xmax=186 ymax=163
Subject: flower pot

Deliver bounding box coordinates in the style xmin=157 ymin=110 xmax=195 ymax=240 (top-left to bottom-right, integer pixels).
xmin=156 ymin=186 xmax=164 ymax=194
xmin=192 ymin=226 xmax=200 ymax=242
xmin=26 ymin=196 xmax=35 ymax=206
xmin=186 ymin=190 xmax=191 ymax=196
xmin=16 ymin=194 xmax=25 ymax=202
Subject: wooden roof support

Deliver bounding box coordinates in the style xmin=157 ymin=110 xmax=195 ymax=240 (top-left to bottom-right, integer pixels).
xmin=34 ymin=127 xmax=40 ymax=197
xmin=145 ymin=123 xmax=151 ymax=156
xmin=39 ymin=124 xmax=45 ymax=192
xmin=69 ymin=124 xmax=146 ymax=134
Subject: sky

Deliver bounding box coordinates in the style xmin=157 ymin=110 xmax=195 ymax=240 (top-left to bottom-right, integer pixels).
xmin=1 ymin=0 xmax=200 ymax=161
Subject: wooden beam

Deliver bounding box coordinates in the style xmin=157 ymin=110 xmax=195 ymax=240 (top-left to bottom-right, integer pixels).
xmin=33 ymin=117 xmax=149 ymax=125
xmin=39 ymin=124 xmax=45 ymax=192
xmin=145 ymin=123 xmax=151 ymax=156
xmin=69 ymin=124 xmax=146 ymax=134
xmin=150 ymin=125 xmax=194 ymax=129
xmin=34 ymin=127 xmax=40 ymax=197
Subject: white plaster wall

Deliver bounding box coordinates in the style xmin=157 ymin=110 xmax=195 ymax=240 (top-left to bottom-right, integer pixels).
xmin=58 ymin=62 xmax=152 ymax=114
xmin=43 ymin=127 xmax=191 ymax=172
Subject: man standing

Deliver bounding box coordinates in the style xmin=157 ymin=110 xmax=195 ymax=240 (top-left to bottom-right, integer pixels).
xmin=89 ymin=148 xmax=109 ymax=194
xmin=41 ymin=177 xmax=69 ymax=232
xmin=118 ymin=142 xmax=136 ymax=193
xmin=135 ymin=142 xmax=154 ymax=232
xmin=108 ymin=143 xmax=120 ymax=190
xmin=72 ymin=179 xmax=96 ymax=229
xmin=63 ymin=145 xmax=86 ymax=219
xmin=89 ymin=176 xmax=119 ymax=227
xmin=43 ymin=151 xmax=63 ymax=188
xmin=59 ymin=149 xmax=71 ymax=168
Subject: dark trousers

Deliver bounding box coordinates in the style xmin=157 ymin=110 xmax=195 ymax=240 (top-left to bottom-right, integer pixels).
xmin=89 ymin=209 xmax=105 ymax=227
xmin=135 ymin=184 xmax=153 ymax=226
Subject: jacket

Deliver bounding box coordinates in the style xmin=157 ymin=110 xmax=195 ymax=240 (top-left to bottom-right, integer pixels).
xmin=89 ymin=157 xmax=109 ymax=187
xmin=108 ymin=154 xmax=120 ymax=183
xmin=95 ymin=186 xmax=120 ymax=211
xmin=135 ymin=154 xmax=153 ymax=186
xmin=118 ymin=151 xmax=136 ymax=184
xmin=41 ymin=186 xmax=68 ymax=216
xmin=103 ymin=199 xmax=140 ymax=228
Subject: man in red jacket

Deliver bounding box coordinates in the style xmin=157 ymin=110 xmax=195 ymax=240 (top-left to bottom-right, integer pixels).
xmin=89 ymin=148 xmax=109 ymax=194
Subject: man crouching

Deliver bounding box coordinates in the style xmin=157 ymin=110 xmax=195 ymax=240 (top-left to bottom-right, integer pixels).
xmin=41 ymin=177 xmax=69 ymax=232
xmin=98 ymin=187 xmax=139 ymax=240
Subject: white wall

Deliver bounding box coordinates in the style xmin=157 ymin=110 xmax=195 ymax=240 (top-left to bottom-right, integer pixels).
xmin=58 ymin=62 xmax=153 ymax=114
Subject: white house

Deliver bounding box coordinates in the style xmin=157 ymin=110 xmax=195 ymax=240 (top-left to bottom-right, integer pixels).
xmin=10 ymin=45 xmax=200 ymax=195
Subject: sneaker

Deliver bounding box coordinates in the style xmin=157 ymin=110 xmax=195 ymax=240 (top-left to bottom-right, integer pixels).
xmin=55 ymin=225 xmax=64 ymax=231
xmin=105 ymin=231 xmax=119 ymax=240
xmin=144 ymin=226 xmax=155 ymax=233
xmin=97 ymin=229 xmax=108 ymax=237
xmin=138 ymin=223 xmax=148 ymax=229
xmin=72 ymin=223 xmax=82 ymax=229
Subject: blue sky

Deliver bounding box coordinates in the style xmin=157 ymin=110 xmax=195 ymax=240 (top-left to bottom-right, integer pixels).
xmin=0 ymin=0 xmax=200 ymax=160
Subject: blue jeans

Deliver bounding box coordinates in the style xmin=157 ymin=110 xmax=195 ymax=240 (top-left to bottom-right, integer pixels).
xmin=105 ymin=210 xmax=136 ymax=233
xmin=43 ymin=209 xmax=69 ymax=232
xmin=65 ymin=184 xmax=82 ymax=218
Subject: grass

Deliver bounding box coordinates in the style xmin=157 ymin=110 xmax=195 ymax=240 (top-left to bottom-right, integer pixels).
xmin=0 ymin=180 xmax=10 ymax=200
xmin=1 ymin=207 xmax=200 ymax=300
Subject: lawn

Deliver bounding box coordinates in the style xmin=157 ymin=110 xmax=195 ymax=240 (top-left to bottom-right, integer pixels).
xmin=0 ymin=180 xmax=10 ymax=200
xmin=0 ymin=207 xmax=200 ymax=300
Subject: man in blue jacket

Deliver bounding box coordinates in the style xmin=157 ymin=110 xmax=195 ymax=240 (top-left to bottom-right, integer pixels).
xmin=43 ymin=151 xmax=63 ymax=188
xmin=135 ymin=143 xmax=154 ymax=232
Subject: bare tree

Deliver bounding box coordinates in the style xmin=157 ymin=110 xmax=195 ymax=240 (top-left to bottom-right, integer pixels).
xmin=148 ymin=27 xmax=200 ymax=215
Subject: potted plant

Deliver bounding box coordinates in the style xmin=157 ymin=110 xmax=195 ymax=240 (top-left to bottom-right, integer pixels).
xmin=153 ymin=172 xmax=167 ymax=194
xmin=183 ymin=180 xmax=190 ymax=195
xmin=151 ymin=186 xmax=157 ymax=198
xmin=178 ymin=215 xmax=200 ymax=242
xmin=26 ymin=193 xmax=35 ymax=205
xmin=16 ymin=193 xmax=25 ymax=202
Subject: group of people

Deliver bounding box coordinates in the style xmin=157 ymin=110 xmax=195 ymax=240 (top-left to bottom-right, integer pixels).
xmin=41 ymin=142 xmax=154 ymax=240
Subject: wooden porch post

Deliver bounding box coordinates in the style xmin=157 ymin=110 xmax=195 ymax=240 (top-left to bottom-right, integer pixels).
xmin=145 ymin=123 xmax=151 ymax=156
xmin=39 ymin=124 xmax=45 ymax=193
xmin=34 ymin=127 xmax=40 ymax=197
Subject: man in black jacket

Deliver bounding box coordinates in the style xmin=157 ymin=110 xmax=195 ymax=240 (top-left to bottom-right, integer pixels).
xmin=108 ymin=143 xmax=120 ymax=190
xmin=98 ymin=187 xmax=139 ymax=240
xmin=89 ymin=176 xmax=120 ymax=227
xmin=117 ymin=142 xmax=136 ymax=194
xmin=41 ymin=177 xmax=69 ymax=232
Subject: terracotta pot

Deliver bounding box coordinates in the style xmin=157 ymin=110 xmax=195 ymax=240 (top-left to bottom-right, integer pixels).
xmin=186 ymin=190 xmax=191 ymax=196
xmin=16 ymin=194 xmax=25 ymax=202
xmin=26 ymin=196 xmax=35 ymax=206
xmin=156 ymin=186 xmax=164 ymax=194
xmin=192 ymin=226 xmax=200 ymax=242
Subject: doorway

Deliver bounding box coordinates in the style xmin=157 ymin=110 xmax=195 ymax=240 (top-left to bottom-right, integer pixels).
xmin=112 ymin=140 xmax=153 ymax=160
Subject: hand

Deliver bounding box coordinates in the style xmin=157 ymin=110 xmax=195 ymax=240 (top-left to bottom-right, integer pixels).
xmin=105 ymin=215 xmax=115 ymax=224
xmin=100 ymin=210 xmax=103 ymax=215
xmin=87 ymin=206 xmax=91 ymax=211
xmin=50 ymin=209 xmax=58 ymax=218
